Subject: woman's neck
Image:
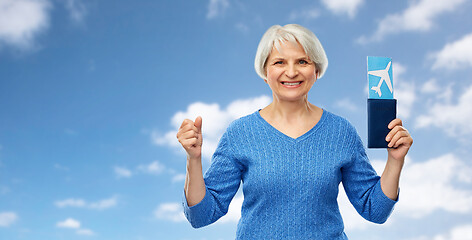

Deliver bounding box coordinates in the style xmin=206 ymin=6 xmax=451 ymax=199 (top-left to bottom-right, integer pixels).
xmin=263 ymin=96 xmax=319 ymax=122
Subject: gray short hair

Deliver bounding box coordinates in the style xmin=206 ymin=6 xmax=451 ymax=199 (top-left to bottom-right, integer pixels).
xmin=254 ymin=24 xmax=328 ymax=80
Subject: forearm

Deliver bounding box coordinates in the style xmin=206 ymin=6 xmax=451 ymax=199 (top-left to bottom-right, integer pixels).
xmin=381 ymin=118 xmax=413 ymax=201
xmin=184 ymin=156 xmax=206 ymax=207
xmin=380 ymin=156 xmax=404 ymax=201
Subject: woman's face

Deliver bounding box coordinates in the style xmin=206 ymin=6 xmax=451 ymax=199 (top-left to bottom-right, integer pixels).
xmin=265 ymin=41 xmax=318 ymax=102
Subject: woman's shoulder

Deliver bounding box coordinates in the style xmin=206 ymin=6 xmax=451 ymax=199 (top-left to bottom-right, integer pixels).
xmin=226 ymin=110 xmax=260 ymax=132
xmin=322 ymin=109 xmax=359 ymax=135
xmin=322 ymin=110 xmax=364 ymax=152
xmin=218 ymin=110 xmax=260 ymax=145
xmin=323 ymin=109 xmax=353 ymax=125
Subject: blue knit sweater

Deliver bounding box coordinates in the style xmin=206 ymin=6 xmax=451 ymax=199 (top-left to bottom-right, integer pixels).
xmin=183 ymin=109 xmax=397 ymax=239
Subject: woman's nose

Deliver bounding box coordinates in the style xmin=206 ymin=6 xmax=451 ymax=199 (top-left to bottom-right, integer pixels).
xmin=285 ymin=64 xmax=298 ymax=78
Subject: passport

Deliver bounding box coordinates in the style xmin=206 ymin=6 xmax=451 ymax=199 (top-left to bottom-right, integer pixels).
xmin=367 ymin=56 xmax=397 ymax=148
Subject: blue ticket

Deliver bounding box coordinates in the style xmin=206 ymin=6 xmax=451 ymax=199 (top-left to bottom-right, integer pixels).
xmin=367 ymin=56 xmax=394 ymax=99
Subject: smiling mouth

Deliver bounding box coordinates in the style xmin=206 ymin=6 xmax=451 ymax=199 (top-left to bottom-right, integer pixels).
xmin=281 ymin=81 xmax=302 ymax=86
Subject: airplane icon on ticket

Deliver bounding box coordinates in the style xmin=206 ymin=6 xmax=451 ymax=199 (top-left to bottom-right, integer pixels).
xmin=367 ymin=57 xmax=394 ymax=99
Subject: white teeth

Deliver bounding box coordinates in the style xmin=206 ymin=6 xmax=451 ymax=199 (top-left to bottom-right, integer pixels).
xmin=282 ymin=82 xmax=301 ymax=86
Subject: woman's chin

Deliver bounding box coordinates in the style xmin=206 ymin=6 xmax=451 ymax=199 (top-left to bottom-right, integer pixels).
xmin=273 ymin=93 xmax=308 ymax=102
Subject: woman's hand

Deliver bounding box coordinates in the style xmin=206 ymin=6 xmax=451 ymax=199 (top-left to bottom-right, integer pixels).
xmin=380 ymin=118 xmax=413 ymax=200
xmin=177 ymin=116 xmax=203 ymax=160
xmin=385 ymin=119 xmax=413 ymax=161
xmin=177 ymin=116 xmax=206 ymax=206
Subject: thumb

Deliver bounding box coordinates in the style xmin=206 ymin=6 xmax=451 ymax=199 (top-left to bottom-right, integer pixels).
xmin=194 ymin=116 xmax=202 ymax=132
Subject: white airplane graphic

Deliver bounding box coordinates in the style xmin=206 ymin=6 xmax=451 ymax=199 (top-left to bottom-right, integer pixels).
xmin=368 ymin=61 xmax=392 ymax=97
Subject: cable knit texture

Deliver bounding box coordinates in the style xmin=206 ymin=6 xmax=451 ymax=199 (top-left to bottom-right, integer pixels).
xmin=182 ymin=109 xmax=397 ymax=239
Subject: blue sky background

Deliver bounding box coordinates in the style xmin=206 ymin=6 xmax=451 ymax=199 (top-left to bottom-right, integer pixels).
xmin=1 ymin=0 xmax=472 ymax=239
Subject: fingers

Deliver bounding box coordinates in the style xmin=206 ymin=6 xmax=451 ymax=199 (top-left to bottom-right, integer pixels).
xmin=180 ymin=138 xmax=199 ymax=148
xmin=176 ymin=117 xmax=203 ymax=152
xmin=194 ymin=116 xmax=202 ymax=132
xmin=179 ymin=130 xmax=198 ymax=140
xmin=391 ymin=136 xmax=413 ymax=149
xmin=388 ymin=118 xmax=402 ymax=129
xmin=385 ymin=119 xmax=413 ymax=148
xmin=387 ymin=128 xmax=409 ymax=148
xmin=385 ymin=118 xmax=404 ymax=142
xmin=178 ymin=119 xmax=198 ymax=133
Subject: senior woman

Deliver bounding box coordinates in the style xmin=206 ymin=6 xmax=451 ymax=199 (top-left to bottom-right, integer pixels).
xmin=177 ymin=24 xmax=413 ymax=239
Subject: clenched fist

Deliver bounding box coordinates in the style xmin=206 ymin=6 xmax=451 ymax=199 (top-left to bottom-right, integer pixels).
xmin=176 ymin=116 xmax=203 ymax=159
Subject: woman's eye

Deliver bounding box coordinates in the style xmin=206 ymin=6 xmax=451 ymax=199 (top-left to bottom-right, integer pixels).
xmin=299 ymin=60 xmax=309 ymax=64
xmin=274 ymin=61 xmax=283 ymax=65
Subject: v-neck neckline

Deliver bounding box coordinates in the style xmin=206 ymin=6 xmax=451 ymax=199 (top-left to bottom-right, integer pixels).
xmin=254 ymin=108 xmax=327 ymax=143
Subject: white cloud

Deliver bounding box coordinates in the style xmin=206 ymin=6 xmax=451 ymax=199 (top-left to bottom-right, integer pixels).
xmin=64 ymin=0 xmax=87 ymax=23
xmin=235 ymin=23 xmax=249 ymax=33
xmin=56 ymin=218 xmax=95 ymax=236
xmin=415 ymin=84 xmax=472 ymax=138
xmin=0 ymin=0 xmax=51 ymax=49
xmin=388 ymin=154 xmax=472 ymax=218
xmin=154 ymin=202 xmax=186 ymax=222
xmin=289 ymin=8 xmax=320 ymax=21
xmin=206 ymin=0 xmax=229 ymax=19
xmin=56 ymin=218 xmax=81 ymax=229
xmin=391 ymin=62 xmax=416 ymax=119
xmin=55 ymin=196 xmax=117 ymax=210
xmin=76 ymin=228 xmax=95 ymax=236
xmin=321 ymin=0 xmax=364 ymax=18
xmin=115 ymin=161 xmax=185 ymax=184
xmin=64 ymin=128 xmax=78 ymax=136
xmin=114 ymin=166 xmax=133 ymax=178
xmin=88 ymin=196 xmax=118 ymax=210
xmin=55 ymin=198 xmax=86 ymax=208
xmin=137 ymin=161 xmax=165 ymax=175
xmin=420 ymin=78 xmax=440 ymax=94
xmin=0 ymin=185 xmax=9 ymax=195
xmin=406 ymin=236 xmax=430 ymax=240
xmin=392 ymin=62 xmax=406 ymax=80
xmin=433 ymin=224 xmax=472 ymax=240
xmin=172 ymin=173 xmax=186 ymax=183
xmin=54 ymin=163 xmax=70 ymax=171
xmin=413 ymin=224 xmax=472 ymax=240
xmin=153 ymin=95 xmax=271 ymax=160
xmin=358 ymin=0 xmax=467 ymax=43
xmin=431 ymin=33 xmax=472 ymax=70
xmin=420 ymin=78 xmax=454 ymax=104
xmin=0 ymin=212 xmax=18 ymax=227
xmin=339 ymin=154 xmax=472 ymax=230
xmin=334 ymin=98 xmax=358 ymax=112
xmin=395 ymin=81 xmax=416 ymax=119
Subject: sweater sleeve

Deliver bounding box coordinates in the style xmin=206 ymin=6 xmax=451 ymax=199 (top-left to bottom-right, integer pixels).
xmin=341 ymin=130 xmax=398 ymax=224
xmin=182 ymin=128 xmax=243 ymax=228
